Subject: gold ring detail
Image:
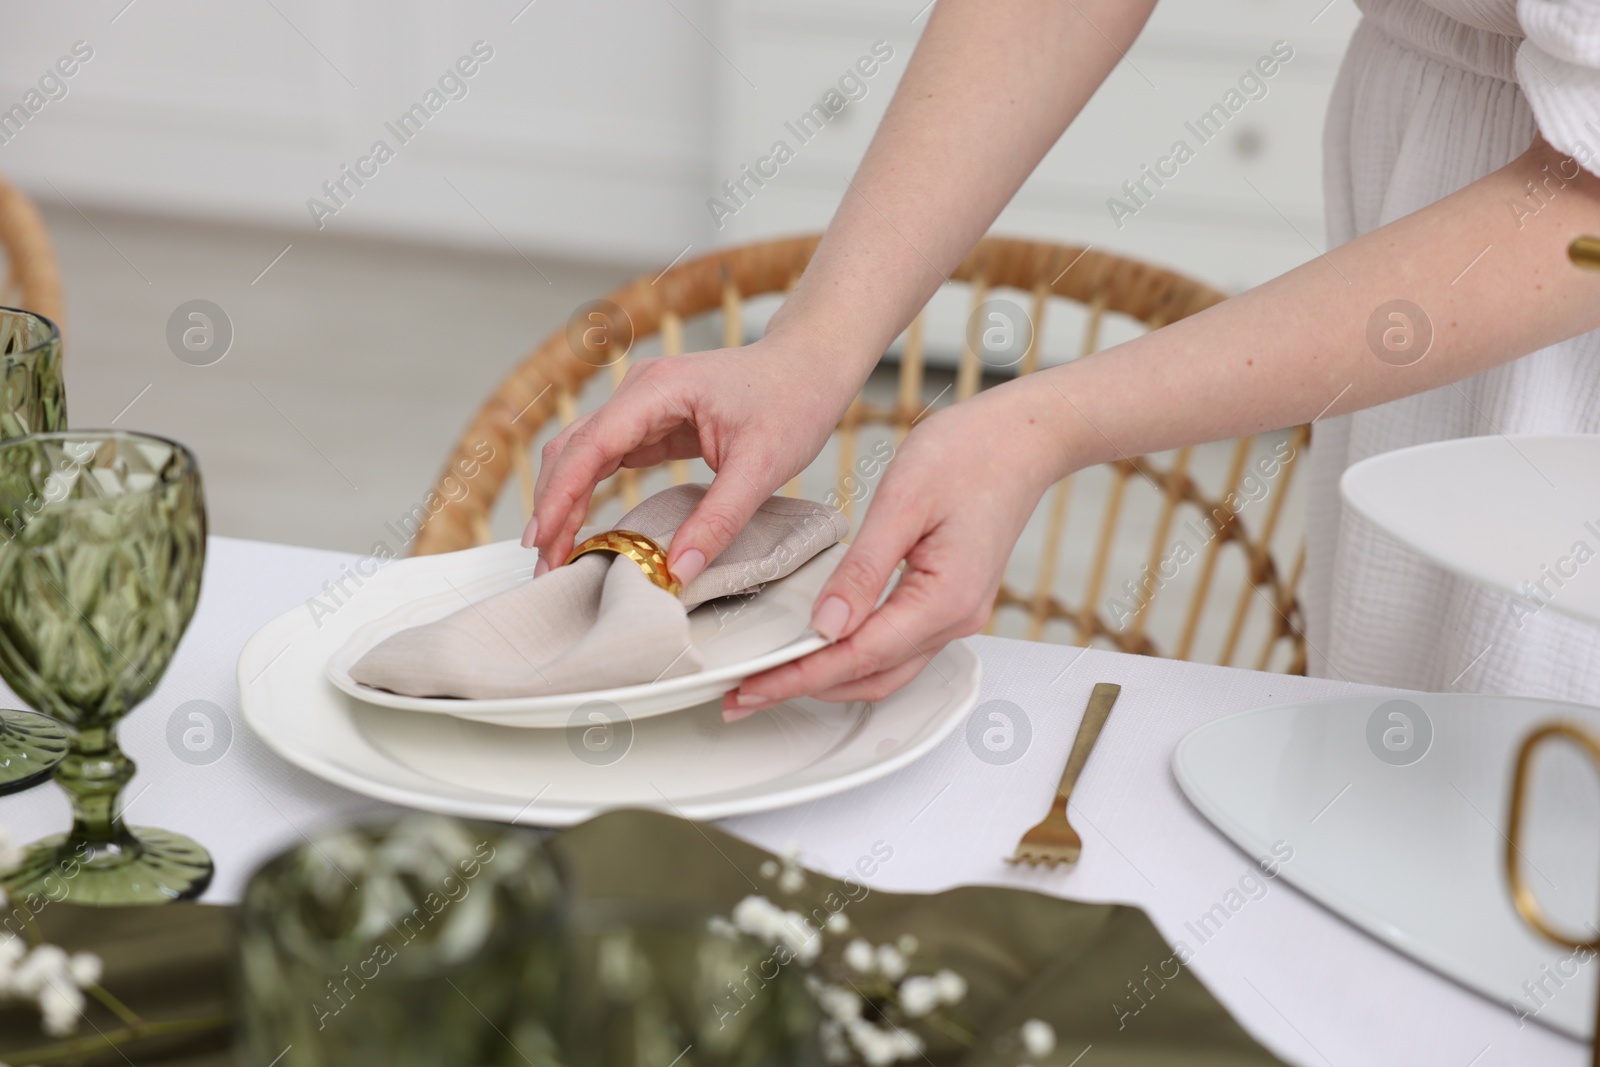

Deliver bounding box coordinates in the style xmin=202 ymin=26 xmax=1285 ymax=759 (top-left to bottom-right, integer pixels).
xmin=564 ymin=529 xmax=682 ymax=597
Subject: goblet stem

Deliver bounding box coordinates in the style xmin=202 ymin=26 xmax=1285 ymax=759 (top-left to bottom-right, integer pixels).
xmin=1 ymin=718 xmax=212 ymax=905
xmin=57 ymin=724 xmax=140 ymax=859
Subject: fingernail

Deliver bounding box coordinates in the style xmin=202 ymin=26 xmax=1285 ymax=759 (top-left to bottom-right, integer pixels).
xmin=813 ymin=595 xmax=850 ymax=640
xmin=534 ymin=558 xmax=550 ymax=578
xmin=674 ymin=548 xmax=706 ymax=586
xmin=722 ymin=703 xmax=760 ymax=723
xmin=521 ymin=517 xmax=539 ymax=549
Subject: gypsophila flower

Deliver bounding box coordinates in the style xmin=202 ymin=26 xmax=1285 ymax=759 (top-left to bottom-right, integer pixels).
xmin=876 ymin=944 xmax=907 ymax=981
xmin=1021 ymin=1019 xmax=1056 ymax=1058
xmin=760 ymin=860 xmax=781 ymax=879
xmin=896 ymin=934 xmax=918 ymax=956
xmin=777 ymin=867 xmax=806 ymax=895
xmin=933 ymin=968 xmax=967 ymax=1005
xmin=816 ymin=983 xmax=863 ymax=1022
xmin=845 ymin=1018 xmax=925 ymax=1066
xmin=897 ymin=975 xmax=940 ymax=1018
xmin=4 ymin=943 xmax=99 ymax=1036
xmin=821 ymin=1019 xmax=852 ymax=1064
xmin=825 ymin=911 xmax=850 ymax=934
xmin=707 ymin=916 xmax=738 ymax=939
xmin=730 ymin=895 xmax=821 ymax=964
xmin=843 ymin=938 xmax=876 ymax=973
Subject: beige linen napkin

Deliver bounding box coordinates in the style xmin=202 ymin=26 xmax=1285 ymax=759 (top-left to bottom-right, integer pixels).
xmin=349 ymin=484 xmax=848 ymax=699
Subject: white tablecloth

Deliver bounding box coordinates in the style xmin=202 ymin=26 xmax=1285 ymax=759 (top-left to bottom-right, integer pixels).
xmin=0 ymin=537 xmax=1576 ymax=1065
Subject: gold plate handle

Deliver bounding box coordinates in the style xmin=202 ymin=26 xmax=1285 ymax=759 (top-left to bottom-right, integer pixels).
xmin=564 ymin=529 xmax=682 ymax=597
xmin=1506 ymin=720 xmax=1600 ymax=1066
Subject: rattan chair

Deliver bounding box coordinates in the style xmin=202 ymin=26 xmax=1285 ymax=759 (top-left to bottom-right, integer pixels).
xmin=413 ymin=235 xmax=1310 ymax=674
xmin=0 ymin=173 xmax=62 ymax=325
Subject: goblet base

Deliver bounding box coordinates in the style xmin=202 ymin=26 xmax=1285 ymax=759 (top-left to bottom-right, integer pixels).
xmin=5 ymin=826 xmax=214 ymax=906
xmin=0 ymin=707 xmax=69 ymax=796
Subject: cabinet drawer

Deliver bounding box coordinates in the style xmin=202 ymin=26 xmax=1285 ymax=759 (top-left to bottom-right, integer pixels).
xmin=720 ymin=29 xmax=1335 ymax=230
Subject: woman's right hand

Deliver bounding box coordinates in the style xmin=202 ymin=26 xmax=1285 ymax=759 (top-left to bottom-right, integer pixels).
xmin=524 ymin=330 xmax=862 ymax=586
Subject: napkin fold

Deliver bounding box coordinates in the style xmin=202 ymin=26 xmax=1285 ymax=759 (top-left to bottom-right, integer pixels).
xmin=349 ymin=484 xmax=849 ymax=699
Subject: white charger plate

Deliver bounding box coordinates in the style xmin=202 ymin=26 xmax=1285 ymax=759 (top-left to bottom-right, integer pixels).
xmin=1174 ymin=692 xmax=1600 ymax=1039
xmin=237 ymin=549 xmax=982 ymax=825
xmin=324 ymin=540 xmax=849 ymax=727
xmin=1342 ymin=434 xmax=1600 ymax=627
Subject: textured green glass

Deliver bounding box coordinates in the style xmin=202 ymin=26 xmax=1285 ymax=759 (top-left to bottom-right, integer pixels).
xmin=236 ymin=816 xmax=568 ymax=1067
xmin=0 ymin=307 xmax=71 ymax=795
xmin=0 ymin=307 xmax=66 ymax=439
xmin=0 ymin=431 xmax=211 ymax=904
xmin=234 ymin=815 xmax=820 ymax=1067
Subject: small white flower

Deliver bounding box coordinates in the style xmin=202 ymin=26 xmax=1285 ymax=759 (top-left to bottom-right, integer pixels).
xmin=896 ymin=934 xmax=919 ymax=956
xmin=816 ymin=983 xmax=863 ymax=1022
xmin=825 ymin=911 xmax=850 ymax=934
xmin=897 ymin=975 xmax=940 ymax=1018
xmin=760 ymin=859 xmax=780 ymax=879
xmin=933 ymin=968 xmax=967 ymax=1005
xmin=67 ymin=953 xmax=101 ymax=989
xmin=820 ymin=1019 xmax=852 ymax=1064
xmin=843 ymin=938 xmax=876 ymax=973
xmin=876 ymin=944 xmax=907 ymax=981
xmin=782 ymin=841 xmax=803 ymax=862
xmin=707 ymin=916 xmax=738 ymax=939
xmin=12 ymin=945 xmax=67 ymax=996
xmin=778 ymin=867 xmax=806 ymax=895
xmin=890 ymin=1027 xmax=926 ymax=1060
xmin=35 ymin=970 xmax=85 ymax=1036
xmin=1021 ymin=1019 xmax=1056 ymax=1058
xmin=846 ymin=1019 xmax=898 ymax=1067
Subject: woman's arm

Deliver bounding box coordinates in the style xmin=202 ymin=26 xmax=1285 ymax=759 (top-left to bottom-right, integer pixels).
xmin=728 ymin=137 xmax=1600 ymax=710
xmin=767 ymin=0 xmax=1162 ymax=369
xmin=1031 ymin=137 xmax=1600 ymax=474
xmin=527 ymin=0 xmax=1160 ymax=579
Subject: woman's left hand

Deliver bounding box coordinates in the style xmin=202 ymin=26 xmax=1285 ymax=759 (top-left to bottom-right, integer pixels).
xmin=723 ymin=381 xmax=1066 ymax=716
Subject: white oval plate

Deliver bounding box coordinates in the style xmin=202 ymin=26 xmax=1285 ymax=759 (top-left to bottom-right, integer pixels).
xmin=323 ymin=540 xmax=849 ymax=727
xmin=238 ymin=581 xmax=981 ymax=825
xmin=1174 ymin=691 xmax=1600 ymax=1039
xmin=1341 ymin=434 xmax=1600 ymax=627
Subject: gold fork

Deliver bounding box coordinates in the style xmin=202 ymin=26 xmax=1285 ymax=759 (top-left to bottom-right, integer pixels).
xmin=1007 ymin=682 xmax=1122 ymax=868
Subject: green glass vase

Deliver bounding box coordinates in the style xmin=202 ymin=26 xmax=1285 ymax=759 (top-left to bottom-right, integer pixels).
xmin=0 ymin=430 xmax=212 ymax=904
xmin=0 ymin=307 xmax=70 ymax=795
xmin=235 ymin=815 xmax=568 ymax=1067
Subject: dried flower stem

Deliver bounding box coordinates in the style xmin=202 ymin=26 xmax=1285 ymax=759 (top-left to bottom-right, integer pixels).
xmin=3 ymin=1012 xmax=231 ymax=1064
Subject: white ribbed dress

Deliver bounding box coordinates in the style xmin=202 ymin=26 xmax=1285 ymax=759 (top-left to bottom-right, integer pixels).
xmin=1305 ymin=0 xmax=1600 ymax=698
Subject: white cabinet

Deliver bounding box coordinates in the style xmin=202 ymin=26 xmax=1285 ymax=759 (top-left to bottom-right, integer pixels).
xmin=0 ymin=0 xmax=719 ymax=264
xmin=710 ymin=0 xmax=1361 ymax=296
xmin=0 ymin=0 xmax=1359 ymax=280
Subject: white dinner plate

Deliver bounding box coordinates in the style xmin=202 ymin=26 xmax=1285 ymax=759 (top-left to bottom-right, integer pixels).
xmin=238 ymin=559 xmax=982 ymax=825
xmin=1342 ymin=434 xmax=1600 ymax=627
xmin=1174 ymin=692 xmax=1600 ymax=1039
xmin=323 ymin=540 xmax=850 ymax=727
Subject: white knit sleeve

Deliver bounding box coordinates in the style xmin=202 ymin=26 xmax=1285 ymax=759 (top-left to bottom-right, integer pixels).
xmin=1517 ymin=0 xmax=1600 ymax=175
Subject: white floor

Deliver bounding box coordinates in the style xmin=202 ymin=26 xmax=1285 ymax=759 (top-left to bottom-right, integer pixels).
xmin=39 ymin=201 xmax=1304 ymax=669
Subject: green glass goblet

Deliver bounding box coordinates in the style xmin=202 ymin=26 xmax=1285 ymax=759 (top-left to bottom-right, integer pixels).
xmin=0 ymin=307 xmax=71 ymax=795
xmin=0 ymin=430 xmax=212 ymax=904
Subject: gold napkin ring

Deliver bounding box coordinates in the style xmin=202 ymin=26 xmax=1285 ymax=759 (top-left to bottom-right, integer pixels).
xmin=564 ymin=529 xmax=682 ymax=597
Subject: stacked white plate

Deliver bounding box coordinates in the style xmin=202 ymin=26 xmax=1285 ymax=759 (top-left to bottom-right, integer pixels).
xmin=239 ymin=540 xmax=981 ymax=825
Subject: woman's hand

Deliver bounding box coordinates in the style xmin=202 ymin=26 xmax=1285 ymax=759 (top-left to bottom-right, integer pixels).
xmin=525 ymin=329 xmax=865 ymax=584
xmin=723 ymin=380 xmax=1067 ymax=716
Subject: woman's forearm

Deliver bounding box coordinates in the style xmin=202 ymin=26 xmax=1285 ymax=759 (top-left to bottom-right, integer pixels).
xmin=1011 ymin=137 xmax=1600 ymax=479
xmin=768 ymin=0 xmax=1160 ymax=375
